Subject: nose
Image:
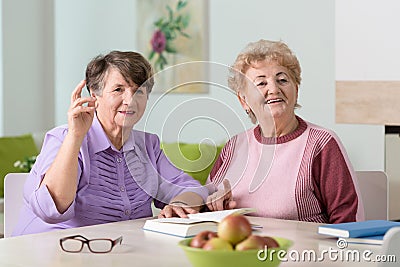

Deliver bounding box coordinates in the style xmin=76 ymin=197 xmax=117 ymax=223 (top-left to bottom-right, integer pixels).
xmin=122 ymin=89 xmax=135 ymax=104
xmin=264 ymin=80 xmax=280 ymax=97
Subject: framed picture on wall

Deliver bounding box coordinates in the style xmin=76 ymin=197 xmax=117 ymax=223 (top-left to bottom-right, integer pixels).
xmin=136 ymin=0 xmax=209 ymax=94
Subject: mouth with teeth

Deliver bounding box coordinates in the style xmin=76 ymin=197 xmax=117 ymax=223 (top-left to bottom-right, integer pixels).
xmin=266 ymin=98 xmax=284 ymax=104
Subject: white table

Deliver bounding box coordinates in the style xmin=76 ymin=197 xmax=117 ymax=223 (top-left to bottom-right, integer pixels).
xmin=0 ymin=217 xmax=387 ymax=266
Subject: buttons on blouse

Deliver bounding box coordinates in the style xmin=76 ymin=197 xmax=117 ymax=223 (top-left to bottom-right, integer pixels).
xmin=119 ymin=186 xmax=125 ymax=192
xmin=116 ymin=157 xmax=122 ymax=163
xmin=124 ymin=209 xmax=131 ymax=216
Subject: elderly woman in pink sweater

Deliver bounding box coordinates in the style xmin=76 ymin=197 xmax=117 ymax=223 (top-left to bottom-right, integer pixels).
xmin=206 ymin=40 xmax=364 ymax=223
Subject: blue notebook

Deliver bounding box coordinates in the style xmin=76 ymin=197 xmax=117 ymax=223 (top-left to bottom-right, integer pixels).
xmin=317 ymin=220 xmax=400 ymax=238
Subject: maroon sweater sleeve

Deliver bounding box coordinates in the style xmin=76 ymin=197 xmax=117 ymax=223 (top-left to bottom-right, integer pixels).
xmin=209 ymin=137 xmax=236 ymax=183
xmin=312 ymin=138 xmax=358 ymax=223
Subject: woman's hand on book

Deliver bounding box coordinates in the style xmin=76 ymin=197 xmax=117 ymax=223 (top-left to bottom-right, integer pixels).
xmin=158 ymin=202 xmax=199 ymax=218
xmin=159 ymin=192 xmax=204 ymax=218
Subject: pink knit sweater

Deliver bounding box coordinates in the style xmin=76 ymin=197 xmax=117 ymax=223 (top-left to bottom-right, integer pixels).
xmin=208 ymin=117 xmax=364 ymax=223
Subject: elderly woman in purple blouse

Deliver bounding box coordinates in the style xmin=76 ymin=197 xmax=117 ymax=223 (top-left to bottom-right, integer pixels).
xmin=13 ymin=51 xmax=207 ymax=236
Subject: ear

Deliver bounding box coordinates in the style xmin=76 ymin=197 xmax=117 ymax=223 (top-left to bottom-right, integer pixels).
xmin=237 ymin=92 xmax=249 ymax=110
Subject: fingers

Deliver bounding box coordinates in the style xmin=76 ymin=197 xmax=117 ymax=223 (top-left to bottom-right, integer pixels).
xmin=173 ymin=207 xmax=189 ymax=218
xmin=206 ymin=194 xmax=214 ymax=211
xmin=206 ymin=191 xmax=225 ymax=211
xmin=158 ymin=209 xmax=166 ymax=218
xmin=216 ymin=193 xmax=225 ymax=211
xmin=70 ymin=96 xmax=96 ymax=110
xmin=161 ymin=205 xmax=173 ymax=218
xmin=206 ymin=179 xmax=234 ymax=211
xmin=71 ymin=80 xmax=86 ymax=103
xmin=159 ymin=205 xmax=195 ymax=218
xmin=227 ymin=200 xmax=237 ymax=209
xmin=69 ymin=80 xmax=95 ymax=115
xmin=223 ymin=179 xmax=232 ymax=193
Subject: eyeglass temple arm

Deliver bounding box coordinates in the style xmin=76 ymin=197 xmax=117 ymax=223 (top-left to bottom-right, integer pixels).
xmin=113 ymin=236 xmax=123 ymax=246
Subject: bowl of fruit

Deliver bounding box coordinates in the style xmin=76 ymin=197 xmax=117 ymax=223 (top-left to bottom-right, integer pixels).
xmin=178 ymin=214 xmax=293 ymax=267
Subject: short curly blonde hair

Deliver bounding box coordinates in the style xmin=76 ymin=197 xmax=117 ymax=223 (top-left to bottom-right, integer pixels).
xmin=228 ymin=40 xmax=302 ymax=123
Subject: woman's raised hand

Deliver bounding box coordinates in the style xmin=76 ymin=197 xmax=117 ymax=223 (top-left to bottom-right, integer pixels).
xmin=67 ymin=80 xmax=96 ymax=139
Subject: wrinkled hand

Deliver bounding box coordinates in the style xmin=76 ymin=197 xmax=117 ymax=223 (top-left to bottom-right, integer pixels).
xmin=206 ymin=179 xmax=237 ymax=211
xmin=68 ymin=80 xmax=96 ymax=139
xmin=158 ymin=203 xmax=199 ymax=218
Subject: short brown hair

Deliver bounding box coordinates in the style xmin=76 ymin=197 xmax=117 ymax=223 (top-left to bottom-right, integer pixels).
xmin=85 ymin=51 xmax=154 ymax=96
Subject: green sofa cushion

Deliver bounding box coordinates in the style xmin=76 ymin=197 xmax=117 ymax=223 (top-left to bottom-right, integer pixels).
xmin=0 ymin=134 xmax=39 ymax=197
xmin=161 ymin=143 xmax=224 ymax=185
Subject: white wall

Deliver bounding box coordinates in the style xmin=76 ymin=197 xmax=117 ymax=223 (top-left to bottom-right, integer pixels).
xmin=1 ymin=0 xmax=54 ymax=136
xmin=0 ymin=0 xmax=392 ymax=173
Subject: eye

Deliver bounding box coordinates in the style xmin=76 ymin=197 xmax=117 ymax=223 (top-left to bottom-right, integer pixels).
xmin=256 ymin=81 xmax=267 ymax=87
xmin=114 ymin=87 xmax=123 ymax=92
xmin=277 ymin=78 xmax=288 ymax=85
xmin=135 ymin=88 xmax=144 ymax=95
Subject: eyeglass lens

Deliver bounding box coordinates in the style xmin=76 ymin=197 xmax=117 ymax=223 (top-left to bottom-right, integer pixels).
xmin=61 ymin=239 xmax=84 ymax=252
xmin=88 ymin=239 xmax=114 ymax=253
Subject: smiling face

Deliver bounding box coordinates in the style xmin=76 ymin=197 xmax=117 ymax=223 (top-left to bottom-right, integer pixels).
xmin=239 ymin=60 xmax=298 ymax=125
xmin=94 ymin=67 xmax=147 ymax=138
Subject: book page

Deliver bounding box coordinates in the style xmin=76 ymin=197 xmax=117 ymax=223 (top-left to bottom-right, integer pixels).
xmin=151 ymin=208 xmax=256 ymax=224
xmin=150 ymin=218 xmax=209 ymax=224
xmin=188 ymin=208 xmax=257 ymax=222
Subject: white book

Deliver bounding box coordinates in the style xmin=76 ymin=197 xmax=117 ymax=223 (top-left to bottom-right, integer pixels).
xmin=342 ymin=235 xmax=384 ymax=245
xmin=143 ymin=208 xmax=258 ymax=238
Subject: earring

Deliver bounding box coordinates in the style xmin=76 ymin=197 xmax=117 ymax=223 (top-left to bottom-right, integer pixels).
xmin=245 ymin=109 xmax=250 ymax=115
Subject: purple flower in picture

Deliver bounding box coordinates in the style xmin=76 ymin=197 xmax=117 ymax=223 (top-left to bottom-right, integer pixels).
xmin=151 ymin=30 xmax=167 ymax=53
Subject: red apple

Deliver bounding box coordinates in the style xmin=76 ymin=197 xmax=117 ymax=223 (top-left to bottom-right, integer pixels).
xmin=262 ymin=236 xmax=279 ymax=248
xmin=202 ymin=237 xmax=234 ymax=251
xmin=217 ymin=214 xmax=252 ymax=245
xmin=190 ymin=231 xmax=218 ymax=248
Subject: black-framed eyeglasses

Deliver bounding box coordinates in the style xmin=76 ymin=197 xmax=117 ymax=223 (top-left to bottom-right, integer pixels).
xmin=59 ymin=235 xmax=123 ymax=253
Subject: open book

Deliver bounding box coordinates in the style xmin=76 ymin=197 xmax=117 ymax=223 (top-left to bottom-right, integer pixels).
xmin=143 ymin=208 xmax=258 ymax=238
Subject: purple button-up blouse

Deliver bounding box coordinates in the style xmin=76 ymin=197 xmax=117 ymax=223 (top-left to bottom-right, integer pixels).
xmin=12 ymin=116 xmax=208 ymax=236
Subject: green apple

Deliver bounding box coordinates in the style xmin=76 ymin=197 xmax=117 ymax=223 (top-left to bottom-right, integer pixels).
xmin=217 ymin=214 xmax=252 ymax=245
xmin=202 ymin=237 xmax=234 ymax=251
xmin=235 ymin=235 xmax=268 ymax=250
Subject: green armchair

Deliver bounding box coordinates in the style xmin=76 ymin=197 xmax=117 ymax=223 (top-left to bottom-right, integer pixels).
xmin=161 ymin=142 xmax=224 ymax=185
xmin=0 ymin=134 xmax=39 ymax=198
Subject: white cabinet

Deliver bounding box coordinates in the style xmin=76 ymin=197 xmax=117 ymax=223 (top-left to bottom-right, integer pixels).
xmin=385 ymin=133 xmax=400 ymax=220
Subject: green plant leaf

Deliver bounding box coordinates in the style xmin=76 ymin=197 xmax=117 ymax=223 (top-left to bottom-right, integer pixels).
xmin=160 ymin=53 xmax=168 ymax=65
xmin=178 ymin=30 xmax=190 ymax=38
xmin=154 ymin=18 xmax=164 ymax=27
xmin=181 ymin=14 xmax=190 ymax=28
xmin=149 ymin=50 xmax=156 ymax=60
xmin=166 ymin=5 xmax=174 ymax=22
xmin=177 ymin=0 xmax=187 ymax=11
xmin=165 ymin=42 xmax=177 ymax=53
